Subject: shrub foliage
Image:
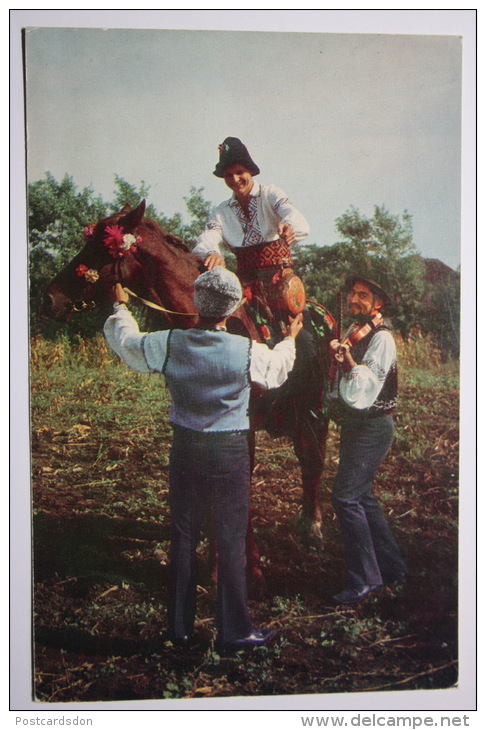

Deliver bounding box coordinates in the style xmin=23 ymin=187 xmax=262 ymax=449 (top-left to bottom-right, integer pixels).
xmin=28 ymin=174 xmax=460 ymax=357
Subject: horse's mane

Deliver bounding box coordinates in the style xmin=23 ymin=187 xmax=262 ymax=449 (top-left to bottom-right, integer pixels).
xmin=142 ymin=219 xmax=191 ymax=254
xmin=105 ymin=207 xmax=192 ymax=256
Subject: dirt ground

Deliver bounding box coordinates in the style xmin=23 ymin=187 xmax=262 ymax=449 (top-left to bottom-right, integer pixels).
xmin=31 ymin=375 xmax=459 ymax=703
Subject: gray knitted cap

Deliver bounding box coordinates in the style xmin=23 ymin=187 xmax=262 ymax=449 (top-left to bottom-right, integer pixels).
xmin=193 ymin=266 xmax=243 ymax=319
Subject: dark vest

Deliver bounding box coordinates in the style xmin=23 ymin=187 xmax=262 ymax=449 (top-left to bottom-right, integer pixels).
xmin=340 ymin=324 xmax=398 ymax=419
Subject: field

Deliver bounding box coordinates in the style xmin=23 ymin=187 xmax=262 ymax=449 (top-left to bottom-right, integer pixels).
xmin=30 ymin=333 xmax=460 ymax=703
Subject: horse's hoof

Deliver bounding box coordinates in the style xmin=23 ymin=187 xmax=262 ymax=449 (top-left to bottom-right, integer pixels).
xmin=308 ymin=522 xmax=324 ymax=544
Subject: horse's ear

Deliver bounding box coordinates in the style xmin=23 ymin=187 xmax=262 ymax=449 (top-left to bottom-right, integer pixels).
xmin=120 ymin=203 xmax=132 ymax=214
xmin=120 ymin=200 xmax=146 ymax=232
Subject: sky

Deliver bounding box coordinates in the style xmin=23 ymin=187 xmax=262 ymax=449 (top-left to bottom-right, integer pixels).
xmin=20 ymin=12 xmax=470 ymax=271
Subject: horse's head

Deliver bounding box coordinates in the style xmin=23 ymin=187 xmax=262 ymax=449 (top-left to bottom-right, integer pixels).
xmin=43 ymin=201 xmax=147 ymax=321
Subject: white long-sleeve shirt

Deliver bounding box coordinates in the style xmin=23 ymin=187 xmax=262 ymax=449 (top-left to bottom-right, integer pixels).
xmin=192 ymin=181 xmax=309 ymax=260
xmin=104 ymin=303 xmax=296 ymax=391
xmin=339 ymin=330 xmax=397 ymax=410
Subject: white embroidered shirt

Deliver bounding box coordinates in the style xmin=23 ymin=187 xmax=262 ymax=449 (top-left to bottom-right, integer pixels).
xmin=339 ymin=330 xmax=397 ymax=410
xmin=192 ymin=181 xmax=309 ymax=260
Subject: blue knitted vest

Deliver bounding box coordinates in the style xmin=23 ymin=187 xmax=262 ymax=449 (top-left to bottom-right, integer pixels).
xmin=162 ymin=328 xmax=252 ymax=432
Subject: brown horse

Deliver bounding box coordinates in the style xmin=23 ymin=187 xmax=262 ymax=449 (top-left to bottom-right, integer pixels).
xmin=43 ymin=201 xmax=334 ymax=582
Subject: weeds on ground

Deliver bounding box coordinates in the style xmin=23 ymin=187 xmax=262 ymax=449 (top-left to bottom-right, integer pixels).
xmin=30 ymin=333 xmax=459 ymax=701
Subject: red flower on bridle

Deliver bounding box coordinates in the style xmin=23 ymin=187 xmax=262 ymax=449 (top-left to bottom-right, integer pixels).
xmin=76 ymin=221 xmax=142 ymax=286
xmin=75 ymin=263 xmax=100 ymax=283
xmin=103 ymin=224 xmax=141 ymax=258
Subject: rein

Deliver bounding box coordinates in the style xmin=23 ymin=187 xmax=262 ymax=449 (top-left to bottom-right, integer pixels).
xmin=115 ymin=238 xmax=198 ymax=317
xmin=122 ymin=287 xmax=198 ymax=317
xmin=71 ymin=243 xmax=199 ymax=318
xmin=69 ymin=286 xmax=198 ymax=318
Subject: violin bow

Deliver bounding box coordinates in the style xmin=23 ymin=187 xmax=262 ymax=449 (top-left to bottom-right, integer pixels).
xmin=336 ymin=289 xmax=343 ymax=342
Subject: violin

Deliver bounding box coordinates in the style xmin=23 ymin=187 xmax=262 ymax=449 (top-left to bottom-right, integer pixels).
xmin=328 ymin=310 xmax=383 ymax=380
xmin=340 ymin=311 xmax=384 ymax=350
xmin=328 ymin=291 xmax=384 ymax=381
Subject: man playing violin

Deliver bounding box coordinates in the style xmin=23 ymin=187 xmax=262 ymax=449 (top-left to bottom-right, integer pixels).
xmin=328 ymin=274 xmax=406 ymax=605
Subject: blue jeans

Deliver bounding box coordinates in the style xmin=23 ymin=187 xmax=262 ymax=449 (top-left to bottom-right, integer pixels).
xmin=168 ymin=425 xmax=253 ymax=643
xmin=332 ymin=414 xmax=406 ymax=589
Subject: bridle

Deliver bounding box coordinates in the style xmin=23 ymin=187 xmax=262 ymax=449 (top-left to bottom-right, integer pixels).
xmin=69 ymin=243 xmax=129 ymax=315
xmin=71 ymin=298 xmax=97 ymax=313
xmin=69 ymin=226 xmax=198 ymax=318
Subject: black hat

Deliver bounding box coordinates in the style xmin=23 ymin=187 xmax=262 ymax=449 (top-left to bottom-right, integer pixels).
xmin=213 ymin=137 xmax=260 ymax=178
xmin=344 ymin=274 xmax=392 ymax=308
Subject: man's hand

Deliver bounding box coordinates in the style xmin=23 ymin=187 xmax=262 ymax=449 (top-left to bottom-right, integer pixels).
xmin=204 ymin=252 xmax=226 ymax=270
xmin=331 ymin=341 xmax=356 ymax=372
xmin=329 ymin=339 xmax=341 ymax=353
xmin=282 ymin=313 xmax=304 ymax=340
xmin=278 ymin=222 xmax=296 ymax=246
xmin=109 ymin=283 xmax=130 ymax=304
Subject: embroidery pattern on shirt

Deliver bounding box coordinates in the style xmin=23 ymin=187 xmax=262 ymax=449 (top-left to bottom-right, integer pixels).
xmin=373 ymin=396 xmax=398 ymax=411
xmin=263 ymin=358 xmax=273 ymax=385
xmin=274 ymin=195 xmax=290 ymax=216
xmin=232 ymin=194 xmax=264 ymax=246
xmin=362 ymin=357 xmax=388 ymax=381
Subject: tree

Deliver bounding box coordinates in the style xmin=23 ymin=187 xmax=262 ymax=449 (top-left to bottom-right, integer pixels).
xmin=294 ymin=205 xmax=460 ymax=357
xmin=29 ymin=173 xmax=108 ymax=266
xmin=294 ymin=205 xmax=427 ymax=340
xmin=293 ymin=241 xmax=356 ymax=311
xmin=335 ymin=205 xmax=416 ymax=259
xmin=110 ymin=175 xmax=185 ymax=238
xmin=181 ymin=187 xmax=212 ymax=246
xmin=28 ymin=173 xmax=109 ymax=336
xmin=110 ymin=179 xmax=214 ymax=248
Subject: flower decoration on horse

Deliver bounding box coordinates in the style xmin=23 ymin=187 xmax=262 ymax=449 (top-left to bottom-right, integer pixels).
xmin=83 ymin=221 xmax=142 ymax=258
xmin=75 ymin=263 xmax=100 ymax=284
xmin=102 ymin=225 xmax=141 ymax=258
xmin=76 ymin=221 xmax=142 ymax=283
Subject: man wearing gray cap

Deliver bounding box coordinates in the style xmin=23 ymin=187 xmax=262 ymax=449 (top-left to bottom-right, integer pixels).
xmin=104 ymin=267 xmax=303 ymax=651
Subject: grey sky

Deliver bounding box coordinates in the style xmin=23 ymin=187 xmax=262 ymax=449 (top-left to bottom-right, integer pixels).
xmin=25 ymin=24 xmax=463 ymax=269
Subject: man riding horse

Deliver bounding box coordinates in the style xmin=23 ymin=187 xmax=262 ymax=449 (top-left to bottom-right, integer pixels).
xmin=193 ymin=137 xmax=309 ymax=336
xmin=194 ymin=138 xmax=328 ymax=441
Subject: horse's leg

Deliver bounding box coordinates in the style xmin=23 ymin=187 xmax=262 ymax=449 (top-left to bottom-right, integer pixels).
xmin=292 ymin=411 xmax=329 ymax=543
xmin=286 ymin=325 xmax=329 ymax=542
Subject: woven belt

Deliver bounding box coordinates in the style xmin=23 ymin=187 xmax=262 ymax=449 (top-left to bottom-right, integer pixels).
xmin=235 ymin=239 xmax=293 ymax=276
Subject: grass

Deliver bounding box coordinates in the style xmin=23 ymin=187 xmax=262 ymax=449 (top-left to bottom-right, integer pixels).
xmin=30 ymin=332 xmax=459 ymax=702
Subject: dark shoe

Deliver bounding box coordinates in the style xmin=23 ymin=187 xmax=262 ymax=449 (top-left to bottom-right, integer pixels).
xmin=217 ymin=627 xmax=276 ymax=653
xmin=169 ymin=633 xmax=200 ymax=649
xmin=332 ymin=585 xmax=379 ymax=605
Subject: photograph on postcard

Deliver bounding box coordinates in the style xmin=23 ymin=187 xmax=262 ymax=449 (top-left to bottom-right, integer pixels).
xmin=24 ymin=24 xmax=462 ymax=704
